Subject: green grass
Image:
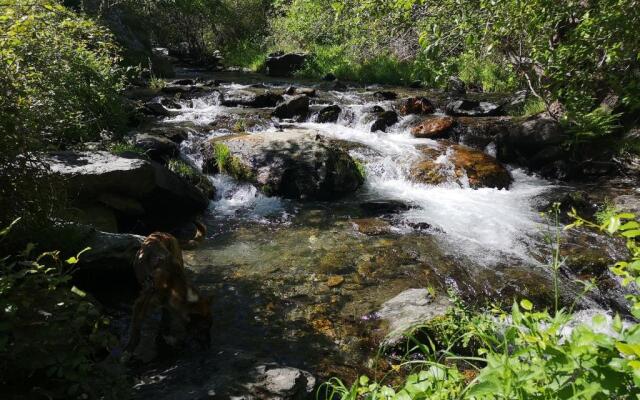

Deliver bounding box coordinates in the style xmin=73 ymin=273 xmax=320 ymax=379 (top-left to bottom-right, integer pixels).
xmin=511 ymin=97 xmax=547 ymax=117
xmin=212 ymin=142 xmax=231 ymax=172
xmin=108 ymin=141 xmax=146 ymax=156
xmin=167 ymin=158 xmax=196 ymax=178
xmin=594 ymin=198 xmax=620 ymax=225
xmin=223 ymin=39 xmax=268 ymax=71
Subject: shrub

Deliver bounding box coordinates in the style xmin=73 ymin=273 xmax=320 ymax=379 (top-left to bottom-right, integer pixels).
xmin=0 ymin=0 xmax=127 ymax=228
xmin=0 ymin=219 xmax=129 ymax=399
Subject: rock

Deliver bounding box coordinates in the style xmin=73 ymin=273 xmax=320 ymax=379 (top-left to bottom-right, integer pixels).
xmin=446 ymin=76 xmax=466 ymax=95
xmin=496 ymin=115 xmax=567 ymax=166
xmin=332 ymin=81 xmax=348 ymax=92
xmin=327 ymin=275 xmax=345 ymax=287
xmin=161 ymin=84 xmax=193 ymax=95
xmin=364 ymin=105 xmax=385 ymax=114
xmin=170 ymin=78 xmax=195 ymax=86
xmin=445 ymin=99 xmax=502 ymax=117
xmin=246 ymin=364 xmax=316 ymax=400
xmin=322 ymin=73 xmax=337 ymax=81
xmin=220 ymin=89 xmax=258 ymax=107
xmin=160 ymin=97 xmax=182 ymax=109
xmin=400 ymin=97 xmax=435 ymax=115
xmin=204 ymin=79 xmax=223 ymax=87
xmin=501 ymin=90 xmax=528 ymax=114
xmin=133 ymin=133 xmax=179 ymax=162
xmin=409 ymin=80 xmax=422 ymax=89
xmin=410 ymin=144 xmax=512 ymax=189
xmin=453 ymin=116 xmax=513 ymax=150
xmin=371 ymin=111 xmax=399 ymax=132
xmin=250 ymin=92 xmax=285 ymax=108
xmin=98 ymin=193 xmax=145 ymax=216
xmin=205 ymin=129 xmax=364 ymax=200
xmin=143 ymin=101 xmax=172 ymax=117
xmin=74 ymin=205 xmax=119 ymax=233
xmin=284 ymin=86 xmax=316 ymax=97
xmin=43 ymin=223 xmax=143 ymax=278
xmin=316 ymin=105 xmax=341 ymax=123
xmin=351 ymin=218 xmax=392 ymax=235
xmin=411 ymin=116 xmax=454 ymax=139
xmin=359 ymin=200 xmax=410 ymax=216
xmin=373 ymin=91 xmax=397 ymax=100
xmin=613 ymin=195 xmax=640 ymax=215
xmin=272 ymin=95 xmax=310 ymax=120
xmin=265 ymin=53 xmax=308 ymax=77
xmin=146 ymin=126 xmax=191 ymax=144
xmin=376 ymin=289 xmax=452 ymax=346
xmin=47 ymin=151 xmax=208 ymax=223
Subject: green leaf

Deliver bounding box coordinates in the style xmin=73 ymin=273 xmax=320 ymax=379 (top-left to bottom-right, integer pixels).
xmin=520 ymin=299 xmax=533 ymax=311
xmin=70 ymin=286 xmax=86 ymax=298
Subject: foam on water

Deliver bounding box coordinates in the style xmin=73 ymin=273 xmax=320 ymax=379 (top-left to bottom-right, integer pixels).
xmin=299 ymin=120 xmax=552 ymax=264
xmin=164 ymin=93 xmax=226 ymax=126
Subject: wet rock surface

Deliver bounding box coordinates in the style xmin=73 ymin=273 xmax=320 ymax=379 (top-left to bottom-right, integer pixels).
xmin=445 ymin=99 xmax=502 ymax=117
xmin=206 ymin=129 xmax=364 ymax=200
xmin=411 ymin=116 xmax=454 ymax=138
xmin=410 ymin=143 xmax=512 ymax=189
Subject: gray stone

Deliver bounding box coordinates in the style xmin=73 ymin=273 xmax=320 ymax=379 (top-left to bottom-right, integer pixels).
xmin=272 ymin=95 xmax=309 ymax=120
xmin=265 ymin=53 xmax=308 ymax=77
xmin=143 ymin=101 xmax=172 ymax=117
xmin=376 ymin=288 xmax=452 ymax=346
xmin=134 ymin=133 xmax=179 ymax=161
xmin=246 ymin=365 xmax=316 ymax=400
xmin=316 ymin=105 xmax=341 ymax=123
xmin=47 ymin=151 xmax=208 ymax=219
xmin=447 ymin=76 xmax=466 ymax=95
xmin=205 ymin=129 xmax=364 ymax=200
xmin=445 ymin=99 xmax=502 ymax=117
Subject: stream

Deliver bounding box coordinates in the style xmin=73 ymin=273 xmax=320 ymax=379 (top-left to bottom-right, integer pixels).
xmin=118 ymin=69 xmax=638 ymax=399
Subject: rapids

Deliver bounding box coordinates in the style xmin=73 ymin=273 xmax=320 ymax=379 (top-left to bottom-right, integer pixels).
xmin=122 ymin=70 xmax=635 ymax=399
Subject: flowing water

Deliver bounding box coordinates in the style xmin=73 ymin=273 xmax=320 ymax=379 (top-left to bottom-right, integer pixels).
xmin=124 ymin=70 xmax=636 ymax=398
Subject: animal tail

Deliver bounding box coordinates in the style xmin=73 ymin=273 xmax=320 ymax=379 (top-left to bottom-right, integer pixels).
xmin=180 ymin=220 xmax=207 ymax=250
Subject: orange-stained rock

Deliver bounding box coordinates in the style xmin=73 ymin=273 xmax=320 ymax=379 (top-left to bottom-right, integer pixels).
xmin=410 ymin=143 xmax=512 ymax=189
xmin=411 ymin=116 xmax=454 ymax=138
xmin=400 ymin=97 xmax=435 ymax=115
xmin=327 ymin=275 xmax=345 ymax=287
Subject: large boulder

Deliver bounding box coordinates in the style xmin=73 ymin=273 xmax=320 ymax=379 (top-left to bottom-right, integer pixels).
xmin=222 ymin=90 xmax=284 ymax=108
xmin=453 ymin=116 xmax=514 ymax=149
xmin=411 ymin=116 xmax=454 ymax=139
xmin=272 ymin=95 xmax=310 ymax=120
xmin=265 ymin=53 xmax=308 ymax=77
xmin=47 ymin=151 xmax=208 ymax=227
xmin=496 ymin=115 xmax=567 ymax=166
xmin=410 ymin=143 xmax=512 ymax=189
xmin=204 ymin=129 xmax=364 ymax=200
xmin=445 ymin=99 xmax=502 ymax=117
xmin=446 ymin=76 xmax=466 ymax=96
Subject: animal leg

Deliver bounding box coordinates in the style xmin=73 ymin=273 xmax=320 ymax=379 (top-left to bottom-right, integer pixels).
xmin=125 ymin=291 xmax=155 ymax=353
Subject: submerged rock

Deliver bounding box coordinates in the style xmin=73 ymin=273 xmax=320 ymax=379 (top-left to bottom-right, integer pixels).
xmin=410 ymin=143 xmax=512 ymax=189
xmin=445 ymin=99 xmax=502 ymax=117
xmin=273 ymin=95 xmax=310 ymax=120
xmin=142 ymin=101 xmax=172 ymax=117
xmin=265 ymin=53 xmax=308 ymax=77
xmin=411 ymin=116 xmax=454 ymax=139
xmin=376 ymin=289 xmax=452 ymax=346
xmin=400 ymin=97 xmax=435 ymax=115
xmin=351 ymin=218 xmax=393 ymax=236
xmin=359 ymin=200 xmax=411 ymax=216
xmin=205 ymin=129 xmax=364 ymax=200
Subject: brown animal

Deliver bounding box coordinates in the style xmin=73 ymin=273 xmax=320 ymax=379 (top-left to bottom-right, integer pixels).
xmin=125 ymin=225 xmax=212 ymax=353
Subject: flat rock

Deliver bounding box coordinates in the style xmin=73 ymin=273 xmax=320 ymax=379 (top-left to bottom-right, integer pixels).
xmin=273 ymin=95 xmax=309 ymax=120
xmin=47 ymin=151 xmax=208 ymax=220
xmin=246 ymin=364 xmax=316 ymax=400
xmin=400 ymin=97 xmax=435 ymax=115
xmin=445 ymin=99 xmax=502 ymax=117
xmin=376 ymin=288 xmax=452 ymax=346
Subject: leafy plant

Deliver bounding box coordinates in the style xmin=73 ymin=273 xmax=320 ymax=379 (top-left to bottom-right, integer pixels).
xmin=0 ymin=219 xmax=129 ymax=399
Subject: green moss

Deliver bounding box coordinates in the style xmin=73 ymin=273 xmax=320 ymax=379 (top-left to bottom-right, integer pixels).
xmin=353 ymin=159 xmax=366 ymax=182
xmin=168 ymin=158 xmax=215 ymax=198
xmin=228 ymin=155 xmax=255 ymax=181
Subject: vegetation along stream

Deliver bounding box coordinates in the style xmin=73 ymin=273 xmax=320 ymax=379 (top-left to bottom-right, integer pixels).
xmin=2 ymin=1 xmax=640 ymax=399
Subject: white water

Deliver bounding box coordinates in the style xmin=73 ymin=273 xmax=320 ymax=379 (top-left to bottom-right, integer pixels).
xmin=167 ymin=88 xmax=553 ymax=263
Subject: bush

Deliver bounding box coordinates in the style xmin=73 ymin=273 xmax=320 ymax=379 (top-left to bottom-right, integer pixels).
xmin=0 ymin=0 xmax=127 ymax=228
xmin=0 ymin=219 xmax=129 ymax=399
